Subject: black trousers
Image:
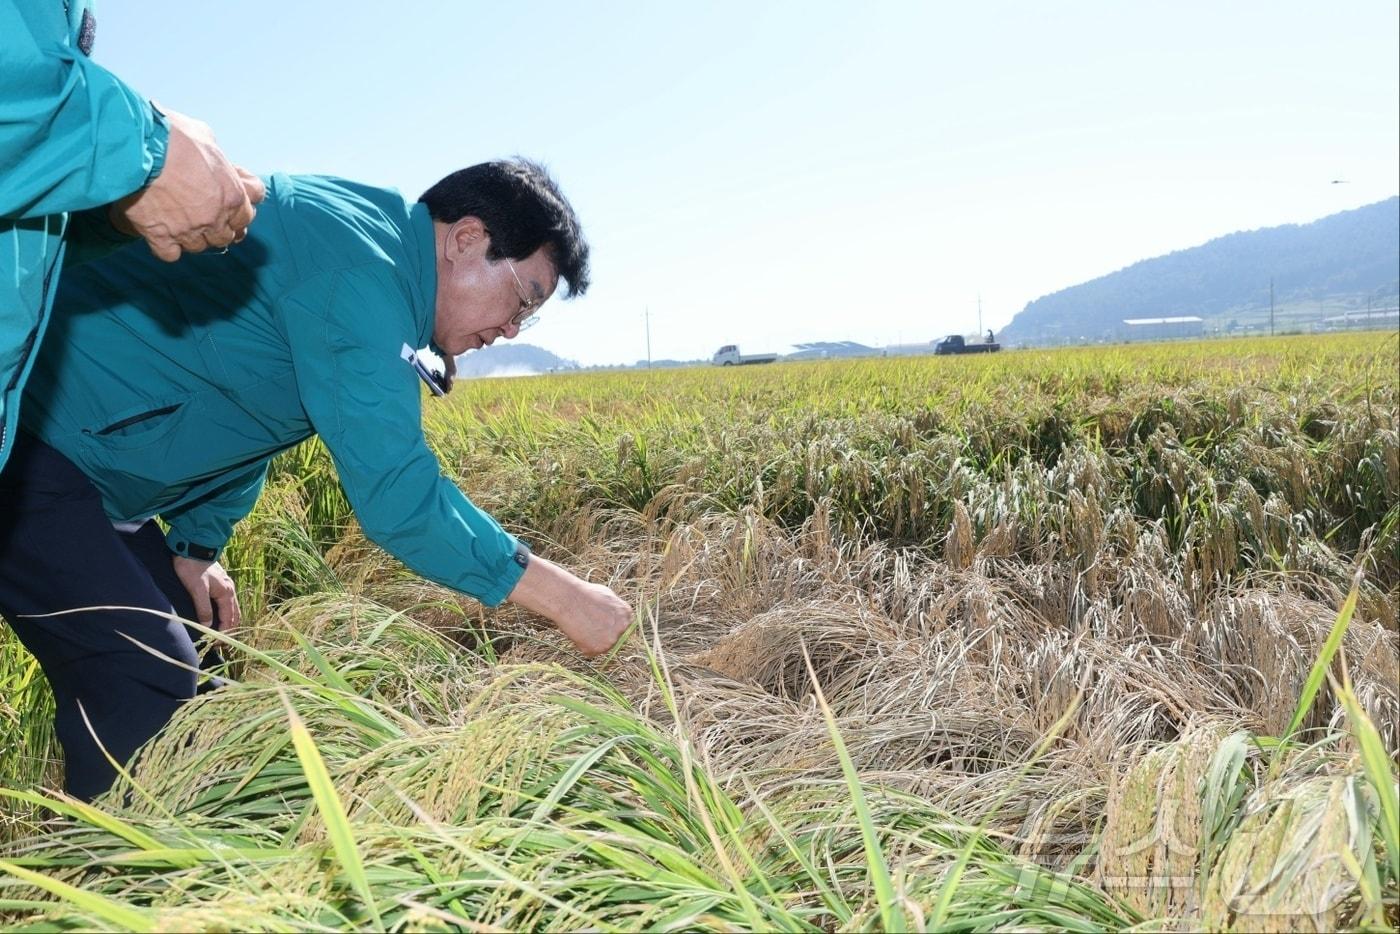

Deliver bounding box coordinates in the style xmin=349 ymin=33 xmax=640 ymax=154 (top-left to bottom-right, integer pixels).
xmin=0 ymin=433 xmax=222 ymax=800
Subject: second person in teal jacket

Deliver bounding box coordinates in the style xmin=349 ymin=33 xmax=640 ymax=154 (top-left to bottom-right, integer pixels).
xmin=22 ymin=158 xmax=632 ymax=648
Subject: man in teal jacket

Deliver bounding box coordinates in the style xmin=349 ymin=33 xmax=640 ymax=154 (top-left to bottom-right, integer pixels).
xmin=0 ymin=159 xmax=632 ymax=799
xmin=1 ymin=0 xmax=264 ymax=472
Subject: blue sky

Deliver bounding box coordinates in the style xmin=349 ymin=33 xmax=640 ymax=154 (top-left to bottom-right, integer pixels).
xmin=95 ymin=1 xmax=1399 ymax=365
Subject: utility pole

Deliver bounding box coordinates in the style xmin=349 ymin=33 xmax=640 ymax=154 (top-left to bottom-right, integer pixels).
xmin=645 ymin=307 xmax=652 ymax=370
xmin=977 ymin=294 xmax=983 ymax=338
xmin=1269 ymin=278 xmax=1274 ymax=336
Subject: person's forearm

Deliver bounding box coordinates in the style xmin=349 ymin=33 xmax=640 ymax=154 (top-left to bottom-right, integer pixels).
xmin=507 ymin=554 xmax=583 ymax=619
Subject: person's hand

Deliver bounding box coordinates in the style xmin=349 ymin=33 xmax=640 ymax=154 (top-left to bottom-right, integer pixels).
xmin=171 ymin=556 xmax=242 ymax=631
xmin=554 ymin=580 xmax=633 ymax=657
xmin=108 ymin=107 xmax=267 ymax=262
xmin=506 ymin=554 xmax=632 ymax=658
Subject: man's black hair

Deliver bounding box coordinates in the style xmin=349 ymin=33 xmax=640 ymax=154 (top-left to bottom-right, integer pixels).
xmin=419 ymin=159 xmax=590 ymax=298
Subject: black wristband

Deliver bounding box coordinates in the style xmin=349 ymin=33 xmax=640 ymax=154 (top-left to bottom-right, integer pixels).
xmin=171 ymin=540 xmax=218 ymax=562
xmin=512 ymin=543 xmax=530 ymax=570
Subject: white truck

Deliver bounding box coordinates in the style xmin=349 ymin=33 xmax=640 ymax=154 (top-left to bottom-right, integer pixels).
xmin=712 ymin=344 xmax=778 ymax=366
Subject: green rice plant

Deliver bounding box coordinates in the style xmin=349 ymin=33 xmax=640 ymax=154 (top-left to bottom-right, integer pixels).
xmin=1279 ymin=586 xmax=1358 ymax=748
xmin=0 ymin=628 xmax=57 ymax=845
xmin=281 ymin=689 xmax=383 ymax=929
xmin=1099 ymin=722 xmax=1256 ymax=917
xmin=0 ymin=856 xmax=154 ymax=931
xmin=1331 ymin=668 xmax=1399 ymax=902
xmin=800 ymin=640 xmax=905 ymax=931
xmin=1201 ymin=773 xmax=1381 ymax=931
xmin=223 ymin=482 xmax=346 ymax=621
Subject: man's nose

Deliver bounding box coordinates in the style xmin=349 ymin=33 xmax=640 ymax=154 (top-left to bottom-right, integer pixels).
xmin=503 ymin=323 xmax=521 ymax=339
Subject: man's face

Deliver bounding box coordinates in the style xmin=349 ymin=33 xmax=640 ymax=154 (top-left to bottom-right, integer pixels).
xmin=432 ymin=217 xmax=558 ymax=356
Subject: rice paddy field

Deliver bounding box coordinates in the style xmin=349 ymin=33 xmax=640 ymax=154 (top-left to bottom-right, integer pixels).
xmin=1 ymin=331 xmax=1397 ymax=932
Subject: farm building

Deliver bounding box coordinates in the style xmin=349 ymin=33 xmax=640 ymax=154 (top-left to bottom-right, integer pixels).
xmin=1119 ymin=315 xmax=1205 ymax=342
xmin=1319 ymin=308 xmax=1400 ymax=331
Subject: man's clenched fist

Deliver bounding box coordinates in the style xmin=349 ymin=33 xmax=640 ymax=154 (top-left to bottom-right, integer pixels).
xmin=109 ymin=107 xmax=265 ymax=262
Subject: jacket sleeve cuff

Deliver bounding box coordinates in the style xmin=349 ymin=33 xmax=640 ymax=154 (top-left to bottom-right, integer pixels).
xmin=141 ymin=103 xmax=170 ymax=186
xmin=165 ymin=531 xmax=221 ymax=562
xmin=475 ymin=540 xmax=531 ymax=607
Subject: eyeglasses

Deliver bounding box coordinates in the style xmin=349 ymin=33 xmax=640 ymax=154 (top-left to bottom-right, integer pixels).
xmin=504 ymin=259 xmax=542 ymax=331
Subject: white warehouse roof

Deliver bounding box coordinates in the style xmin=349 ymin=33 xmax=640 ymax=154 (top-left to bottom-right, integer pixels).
xmin=1122 ymin=316 xmax=1204 ymax=326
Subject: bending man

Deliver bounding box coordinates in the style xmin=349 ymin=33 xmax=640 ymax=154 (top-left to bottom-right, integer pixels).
xmin=0 ymin=160 xmax=632 ymax=799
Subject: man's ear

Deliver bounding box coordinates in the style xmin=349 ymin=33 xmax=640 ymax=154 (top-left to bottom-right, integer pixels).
xmin=445 ymin=216 xmax=488 ymax=262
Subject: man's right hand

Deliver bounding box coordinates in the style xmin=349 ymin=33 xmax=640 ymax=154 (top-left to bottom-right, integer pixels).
xmin=108 ymin=107 xmax=266 ymax=262
xmin=506 ymin=554 xmax=633 ymax=658
xmin=555 ymin=580 xmax=634 ymax=657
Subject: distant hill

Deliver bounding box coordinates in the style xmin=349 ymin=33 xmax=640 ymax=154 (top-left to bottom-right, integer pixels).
xmin=452 ymin=343 xmax=578 ymax=379
xmin=998 ymin=197 xmax=1400 ymax=345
